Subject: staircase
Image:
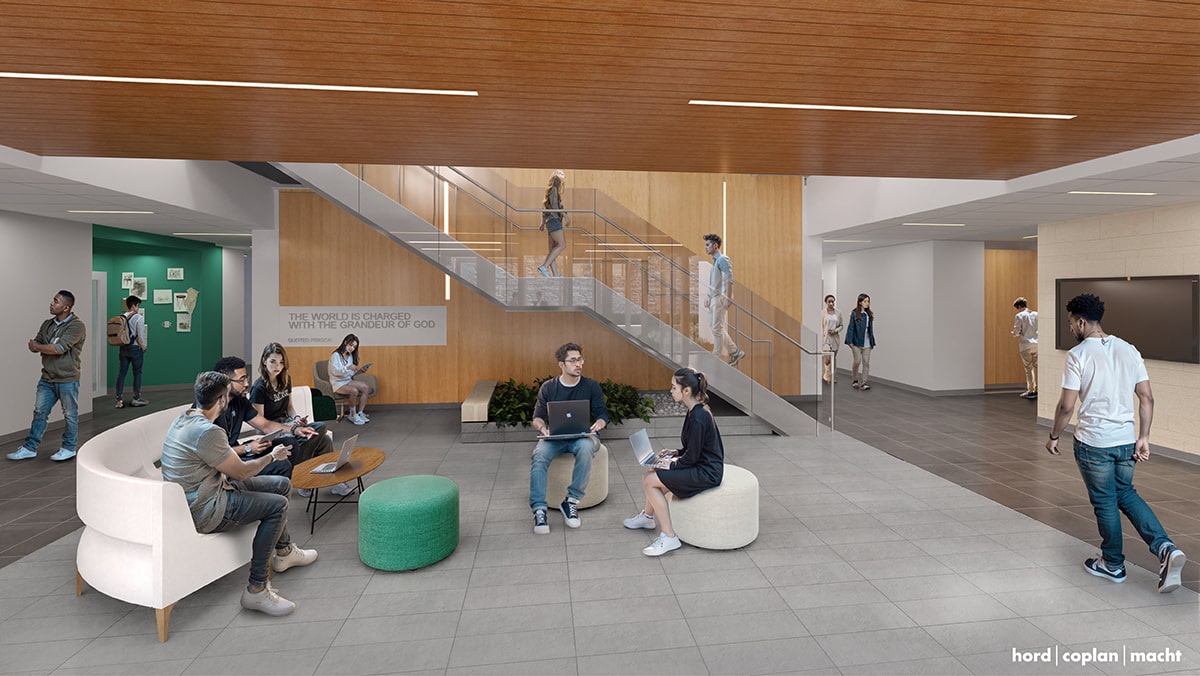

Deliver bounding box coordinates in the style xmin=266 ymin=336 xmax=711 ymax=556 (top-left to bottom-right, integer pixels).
xmin=273 ymin=162 xmax=819 ymax=436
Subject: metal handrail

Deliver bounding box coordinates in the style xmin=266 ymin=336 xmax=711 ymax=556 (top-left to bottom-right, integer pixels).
xmin=423 ymin=165 xmax=818 ymax=357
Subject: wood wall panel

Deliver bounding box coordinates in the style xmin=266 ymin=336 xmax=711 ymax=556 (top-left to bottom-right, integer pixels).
xmin=278 ymin=191 xmax=672 ymax=405
xmin=984 ymin=249 xmax=1038 ymax=386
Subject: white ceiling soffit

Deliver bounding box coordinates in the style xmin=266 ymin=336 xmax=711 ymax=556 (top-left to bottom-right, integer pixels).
xmin=819 ymin=133 xmax=1200 ymax=256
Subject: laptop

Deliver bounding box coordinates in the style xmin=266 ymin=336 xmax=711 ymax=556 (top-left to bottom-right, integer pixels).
xmin=310 ymin=434 xmax=359 ymax=473
xmin=629 ymin=428 xmax=661 ymax=466
xmin=541 ymin=400 xmax=594 ymax=440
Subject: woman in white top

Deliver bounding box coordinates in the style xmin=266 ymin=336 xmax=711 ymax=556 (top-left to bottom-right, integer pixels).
xmin=820 ymin=294 xmax=843 ymax=384
xmin=329 ymin=333 xmax=372 ymax=425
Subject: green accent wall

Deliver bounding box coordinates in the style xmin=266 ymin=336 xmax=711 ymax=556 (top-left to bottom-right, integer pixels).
xmin=92 ymin=225 xmax=225 ymax=388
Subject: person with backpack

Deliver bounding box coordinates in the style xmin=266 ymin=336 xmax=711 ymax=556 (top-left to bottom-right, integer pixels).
xmin=113 ymin=295 xmax=149 ymax=408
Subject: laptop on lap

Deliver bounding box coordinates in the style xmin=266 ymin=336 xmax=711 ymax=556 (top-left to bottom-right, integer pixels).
xmin=630 ymin=428 xmax=661 ymax=466
xmin=310 ymin=434 xmax=359 ymax=473
xmin=541 ymin=400 xmax=594 ymax=440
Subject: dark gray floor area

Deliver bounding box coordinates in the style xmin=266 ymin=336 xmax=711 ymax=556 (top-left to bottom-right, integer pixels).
xmin=819 ymin=379 xmax=1200 ymax=592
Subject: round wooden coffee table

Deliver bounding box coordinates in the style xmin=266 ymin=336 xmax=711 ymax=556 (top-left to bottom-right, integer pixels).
xmin=291 ymin=446 xmax=386 ymax=533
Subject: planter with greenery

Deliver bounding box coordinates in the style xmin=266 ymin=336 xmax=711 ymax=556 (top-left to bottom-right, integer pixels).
xmin=487 ymin=376 xmax=654 ymax=428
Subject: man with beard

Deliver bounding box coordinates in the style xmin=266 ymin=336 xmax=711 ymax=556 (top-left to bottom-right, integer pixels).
xmin=160 ymin=371 xmax=318 ymax=615
xmin=1046 ymin=293 xmax=1186 ymax=593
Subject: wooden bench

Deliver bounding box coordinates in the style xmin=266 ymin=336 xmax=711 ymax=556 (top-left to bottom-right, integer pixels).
xmin=461 ymin=379 xmax=497 ymax=423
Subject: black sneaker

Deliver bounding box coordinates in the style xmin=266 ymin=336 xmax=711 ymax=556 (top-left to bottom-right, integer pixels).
xmin=1158 ymin=543 xmax=1187 ymax=593
xmin=559 ymin=499 xmax=580 ymax=528
xmin=533 ymin=508 xmax=549 ymax=535
xmin=1084 ymin=557 xmax=1126 ymax=583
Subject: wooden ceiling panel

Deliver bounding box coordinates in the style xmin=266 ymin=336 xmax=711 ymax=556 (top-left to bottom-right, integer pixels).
xmin=1 ymin=0 xmax=1199 ymax=178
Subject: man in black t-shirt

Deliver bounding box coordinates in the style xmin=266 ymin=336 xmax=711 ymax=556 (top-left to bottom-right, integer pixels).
xmin=212 ymin=357 xmax=333 ymax=481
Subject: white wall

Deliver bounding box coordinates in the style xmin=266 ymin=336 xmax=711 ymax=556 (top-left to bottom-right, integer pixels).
xmin=222 ymin=248 xmax=245 ymax=358
xmin=1038 ymin=202 xmax=1200 ymax=458
xmin=0 ymin=210 xmax=94 ymax=438
xmin=836 ymin=241 xmax=984 ymax=392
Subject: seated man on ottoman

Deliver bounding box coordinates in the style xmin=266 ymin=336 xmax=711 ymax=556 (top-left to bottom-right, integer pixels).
xmin=161 ymin=371 xmax=318 ymax=616
xmin=529 ymin=342 xmax=609 ymax=534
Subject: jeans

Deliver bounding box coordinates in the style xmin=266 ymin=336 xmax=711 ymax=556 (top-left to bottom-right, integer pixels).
xmin=710 ymin=297 xmax=738 ymax=358
xmin=1074 ymin=439 xmax=1171 ymax=567
xmin=115 ymin=344 xmax=145 ymax=398
xmin=530 ymin=436 xmax=597 ymax=510
xmin=1020 ymin=347 xmax=1038 ymax=393
xmin=24 ymin=379 xmax=79 ymax=453
xmin=850 ymin=345 xmax=872 ymax=384
xmin=211 ymin=475 xmax=292 ymax=587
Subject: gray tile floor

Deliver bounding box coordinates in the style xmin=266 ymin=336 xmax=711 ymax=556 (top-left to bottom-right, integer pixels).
xmin=0 ymin=406 xmax=1197 ymax=675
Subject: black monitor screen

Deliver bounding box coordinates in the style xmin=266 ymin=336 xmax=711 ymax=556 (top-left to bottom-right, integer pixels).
xmin=1055 ymin=276 xmax=1200 ymax=363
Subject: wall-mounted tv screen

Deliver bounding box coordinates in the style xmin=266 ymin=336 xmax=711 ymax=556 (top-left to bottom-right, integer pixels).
xmin=1055 ymin=276 xmax=1200 ymax=363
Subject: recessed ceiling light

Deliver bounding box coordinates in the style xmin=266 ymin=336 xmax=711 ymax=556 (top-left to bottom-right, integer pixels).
xmin=0 ymin=71 xmax=478 ymax=97
xmin=410 ymin=240 xmax=501 ymax=245
xmin=172 ymin=232 xmax=252 ymax=236
xmin=1023 ymin=234 xmax=1039 ymax=239
xmin=68 ymin=209 xmax=154 ymax=214
xmin=902 ymin=222 xmax=965 ymax=227
xmin=823 ymin=239 xmax=872 ymax=243
xmin=1067 ymin=191 xmax=1157 ymax=196
xmin=688 ymin=100 xmax=1074 ymax=120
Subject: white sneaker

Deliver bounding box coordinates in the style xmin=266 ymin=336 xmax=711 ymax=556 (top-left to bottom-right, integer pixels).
xmin=296 ymin=488 xmax=312 ymax=498
xmin=349 ymin=412 xmax=366 ymax=426
xmin=642 ymin=533 xmax=682 ymax=557
xmin=273 ymin=544 xmax=318 ymax=573
xmin=6 ymin=447 xmax=36 ymax=461
xmin=240 ymin=582 xmax=295 ymax=616
xmin=331 ymin=481 xmax=356 ymax=497
xmin=623 ymin=511 xmax=656 ymax=530
xmin=49 ymin=448 xmax=77 ymax=462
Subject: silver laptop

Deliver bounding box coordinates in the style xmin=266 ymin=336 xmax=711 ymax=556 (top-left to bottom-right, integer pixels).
xmin=310 ymin=434 xmax=358 ymax=473
xmin=541 ymin=400 xmax=593 ymax=440
xmin=630 ymin=428 xmax=660 ymax=466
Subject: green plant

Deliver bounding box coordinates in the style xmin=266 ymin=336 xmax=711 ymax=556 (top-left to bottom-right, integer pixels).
xmin=487 ymin=377 xmax=543 ymax=428
xmin=487 ymin=376 xmax=654 ymax=427
xmin=599 ymin=379 xmax=655 ymax=425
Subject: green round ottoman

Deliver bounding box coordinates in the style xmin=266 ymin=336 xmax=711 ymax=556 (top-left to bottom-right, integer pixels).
xmin=359 ymin=475 xmax=459 ymax=571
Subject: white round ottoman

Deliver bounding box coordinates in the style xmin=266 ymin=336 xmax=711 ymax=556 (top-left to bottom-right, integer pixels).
xmin=669 ymin=464 xmax=759 ymax=549
xmin=546 ymin=443 xmax=609 ymax=509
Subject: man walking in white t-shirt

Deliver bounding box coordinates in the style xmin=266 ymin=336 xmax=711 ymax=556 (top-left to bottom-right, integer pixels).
xmin=1011 ymin=297 xmax=1038 ymax=398
xmin=1046 ymin=293 xmax=1186 ymax=593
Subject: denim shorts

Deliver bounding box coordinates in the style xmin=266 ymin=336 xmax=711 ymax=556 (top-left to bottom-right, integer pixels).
xmin=545 ymin=216 xmax=563 ymax=233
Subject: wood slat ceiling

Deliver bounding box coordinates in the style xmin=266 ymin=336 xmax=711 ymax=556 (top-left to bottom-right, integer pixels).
xmin=2 ymin=0 xmax=1199 ymax=179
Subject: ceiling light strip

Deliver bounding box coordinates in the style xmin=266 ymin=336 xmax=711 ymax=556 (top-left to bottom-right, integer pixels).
xmin=0 ymin=72 xmax=478 ymax=97
xmin=902 ymin=222 xmax=965 ymax=227
xmin=1068 ymin=191 xmax=1157 ymax=196
xmin=173 ymin=232 xmax=252 ymax=236
xmin=68 ymin=209 xmax=154 ymax=214
xmin=823 ymin=239 xmax=872 ymax=243
xmin=689 ymin=100 xmax=1074 ymax=120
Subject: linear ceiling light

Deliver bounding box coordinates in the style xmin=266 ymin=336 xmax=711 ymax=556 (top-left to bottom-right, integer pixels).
xmin=823 ymin=239 xmax=872 ymax=243
xmin=902 ymin=222 xmax=965 ymax=227
xmin=68 ymin=209 xmax=154 ymax=214
xmin=0 ymin=72 xmax=478 ymax=96
xmin=689 ymin=100 xmax=1074 ymax=120
xmin=172 ymin=232 xmax=252 ymax=236
xmin=1023 ymin=234 xmax=1039 ymax=239
xmin=1068 ymin=191 xmax=1157 ymax=196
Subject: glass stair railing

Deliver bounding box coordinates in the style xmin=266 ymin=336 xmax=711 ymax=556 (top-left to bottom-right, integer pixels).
xmin=274 ymin=162 xmax=833 ymax=436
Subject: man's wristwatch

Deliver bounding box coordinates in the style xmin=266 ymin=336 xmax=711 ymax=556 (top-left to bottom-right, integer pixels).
xmin=1048 ymin=434 xmax=1060 ymax=441
xmin=243 ymin=442 xmax=252 ymax=455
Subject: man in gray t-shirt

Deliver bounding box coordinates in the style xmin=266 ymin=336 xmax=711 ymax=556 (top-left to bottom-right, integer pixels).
xmin=161 ymin=371 xmax=320 ymax=616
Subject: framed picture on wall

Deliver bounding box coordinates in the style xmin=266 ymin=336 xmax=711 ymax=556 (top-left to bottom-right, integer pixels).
xmin=173 ymin=293 xmax=188 ymax=312
xmin=121 ymin=272 xmax=134 ymax=289
xmin=176 ymin=313 xmax=191 ymax=333
xmin=167 ymin=267 xmax=184 ymax=281
xmin=130 ymin=277 xmax=147 ymax=300
xmin=153 ymin=289 xmax=172 ymax=304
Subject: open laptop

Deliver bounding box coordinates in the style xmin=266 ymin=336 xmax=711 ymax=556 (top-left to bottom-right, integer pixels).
xmin=310 ymin=434 xmax=359 ymax=473
xmin=629 ymin=428 xmax=661 ymax=466
xmin=541 ymin=400 xmax=594 ymax=440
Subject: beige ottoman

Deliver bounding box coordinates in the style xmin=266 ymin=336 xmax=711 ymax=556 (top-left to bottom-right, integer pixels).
xmin=669 ymin=464 xmax=759 ymax=549
xmin=546 ymin=443 xmax=609 ymax=509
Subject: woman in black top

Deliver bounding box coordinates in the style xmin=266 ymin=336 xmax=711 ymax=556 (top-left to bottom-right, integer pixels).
xmin=624 ymin=368 xmax=724 ymax=556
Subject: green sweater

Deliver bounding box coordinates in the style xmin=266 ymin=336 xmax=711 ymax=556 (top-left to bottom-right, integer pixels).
xmin=35 ymin=315 xmax=86 ymax=382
